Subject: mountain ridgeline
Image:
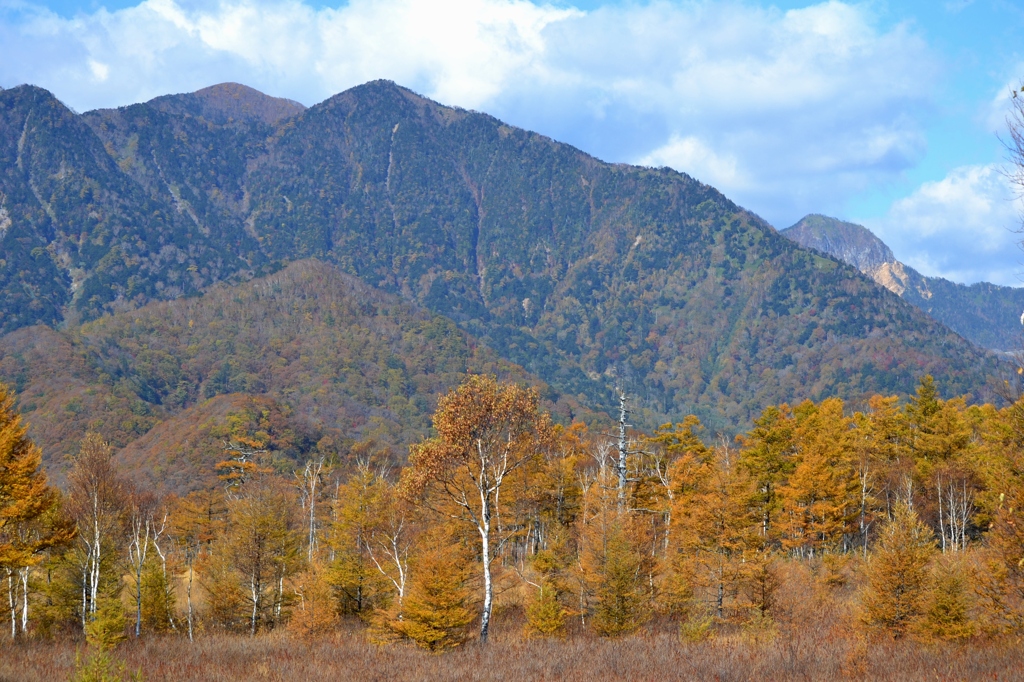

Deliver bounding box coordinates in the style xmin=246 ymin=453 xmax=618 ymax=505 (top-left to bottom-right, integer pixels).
xmin=782 ymin=215 xmax=1024 ymax=354
xmin=0 ymin=81 xmax=1006 ymax=434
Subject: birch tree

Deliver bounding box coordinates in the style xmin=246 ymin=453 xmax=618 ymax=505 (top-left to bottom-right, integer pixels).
xmin=125 ymin=490 xmax=167 ymax=637
xmin=404 ymin=375 xmax=551 ymax=643
xmin=296 ymin=456 xmax=327 ymax=563
xmin=66 ymin=433 xmax=128 ymax=631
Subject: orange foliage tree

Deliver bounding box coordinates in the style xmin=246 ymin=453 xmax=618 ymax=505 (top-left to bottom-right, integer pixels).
xmin=403 ymin=375 xmax=552 ymax=643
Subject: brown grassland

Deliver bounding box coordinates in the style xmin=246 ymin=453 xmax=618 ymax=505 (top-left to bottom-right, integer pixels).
xmin=3 ymin=561 xmax=1023 ymax=681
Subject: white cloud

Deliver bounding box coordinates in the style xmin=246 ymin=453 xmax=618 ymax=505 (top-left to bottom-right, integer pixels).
xmin=0 ymin=0 xmax=578 ymax=109
xmin=0 ymin=0 xmax=938 ymax=227
xmin=864 ymin=165 xmax=1023 ymax=286
xmin=983 ymin=71 xmax=1024 ymax=135
xmin=88 ymin=58 xmax=109 ymax=82
xmin=639 ymin=134 xmax=748 ymax=190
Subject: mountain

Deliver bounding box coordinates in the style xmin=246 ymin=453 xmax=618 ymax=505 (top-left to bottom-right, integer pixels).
xmin=0 ymin=81 xmax=1007 ymax=437
xmin=0 ymin=259 xmax=586 ymax=493
xmin=782 ymin=215 xmax=1024 ymax=353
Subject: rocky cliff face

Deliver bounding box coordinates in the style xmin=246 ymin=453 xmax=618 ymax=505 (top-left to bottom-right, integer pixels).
xmin=782 ymin=214 xmax=895 ymax=273
xmin=781 ymin=215 xmax=1024 ymax=352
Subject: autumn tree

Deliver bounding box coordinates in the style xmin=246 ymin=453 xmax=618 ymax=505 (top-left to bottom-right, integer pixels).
xmin=906 ymin=376 xmax=972 ymax=478
xmin=852 ymin=395 xmax=910 ymax=554
xmin=389 ymin=528 xmax=475 ymax=651
xmin=523 ymin=531 xmax=570 ymax=637
xmin=644 ymin=417 xmax=708 ymax=554
xmin=329 ymin=463 xmax=391 ymax=616
xmin=404 ymin=375 xmax=552 ymax=643
xmin=579 ymin=508 xmax=653 ymax=637
xmin=670 ymin=434 xmax=749 ymax=620
xmin=288 ymin=561 xmax=340 ymax=639
xmin=0 ymin=382 xmax=74 ymax=637
xmin=778 ymin=399 xmax=858 ymax=556
xmin=916 ymin=556 xmax=975 ymax=641
xmin=222 ymin=480 xmax=301 ymax=635
xmin=169 ymin=488 xmax=226 ymax=641
xmin=66 ymin=433 xmax=129 ymax=631
xmin=860 ymin=503 xmax=935 ymax=636
xmin=976 ymin=396 xmax=1024 ymax=631
xmin=737 ymin=405 xmax=795 ymax=542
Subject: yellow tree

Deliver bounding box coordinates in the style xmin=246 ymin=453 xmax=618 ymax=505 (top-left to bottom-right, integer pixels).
xmin=168 ymin=488 xmax=226 ymax=641
xmin=860 ymin=503 xmax=935 ymax=636
xmin=644 ymin=416 xmax=709 ymax=554
xmin=975 ymin=396 xmax=1024 ymax=631
xmin=0 ymin=382 xmax=75 ymax=637
xmin=856 ymin=395 xmax=911 ymax=551
xmin=778 ymin=399 xmax=859 ymax=557
xmin=404 ymin=375 xmax=552 ymax=643
xmin=669 ymin=436 xmax=750 ymax=619
xmin=216 ymin=479 xmax=301 ymax=636
xmin=906 ymin=376 xmax=972 ymax=478
xmin=578 ymin=503 xmax=655 ymax=637
xmin=389 ymin=527 xmax=475 ymax=651
xmin=736 ymin=405 xmax=796 ymax=543
xmin=329 ymin=463 xmax=390 ymax=616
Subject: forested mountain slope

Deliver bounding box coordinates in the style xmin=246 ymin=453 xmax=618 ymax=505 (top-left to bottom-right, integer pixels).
xmin=0 ymin=81 xmax=1005 ymax=431
xmin=0 ymin=259 xmax=571 ymax=491
xmin=782 ymin=215 xmax=1024 ymax=353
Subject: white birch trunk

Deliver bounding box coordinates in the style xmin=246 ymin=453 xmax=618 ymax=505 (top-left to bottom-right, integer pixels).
xmin=617 ymin=393 xmax=629 ymax=511
xmin=19 ymin=568 xmax=28 ymax=635
xmin=7 ymin=569 xmax=15 ymax=640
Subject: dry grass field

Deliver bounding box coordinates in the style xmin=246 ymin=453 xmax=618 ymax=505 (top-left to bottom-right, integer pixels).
xmin=5 ymin=570 xmax=1023 ymax=682
xmin=3 ymin=627 xmax=1022 ymax=682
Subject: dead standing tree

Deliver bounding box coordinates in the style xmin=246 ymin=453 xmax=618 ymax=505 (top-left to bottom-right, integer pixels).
xmin=126 ymin=489 xmax=165 ymax=637
xmin=296 ymin=456 xmax=326 ymax=563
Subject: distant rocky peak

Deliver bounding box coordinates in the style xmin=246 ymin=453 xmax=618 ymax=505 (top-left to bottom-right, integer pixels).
xmin=779 ymin=215 xmax=933 ymax=299
xmin=781 ymin=214 xmax=895 ymax=274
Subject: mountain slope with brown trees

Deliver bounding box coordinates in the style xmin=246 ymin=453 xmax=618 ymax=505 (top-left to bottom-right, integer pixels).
xmin=0 ymin=259 xmax=584 ymax=492
xmin=0 ymin=81 xmax=1007 ymax=432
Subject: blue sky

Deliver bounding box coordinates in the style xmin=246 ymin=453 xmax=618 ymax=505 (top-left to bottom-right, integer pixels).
xmin=2 ymin=0 xmax=1023 ymax=286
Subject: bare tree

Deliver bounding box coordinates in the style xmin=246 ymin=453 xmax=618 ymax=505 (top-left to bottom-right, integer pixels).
xmin=1004 ymin=82 xmax=1024 ymax=202
xmin=66 ymin=433 xmax=128 ymax=629
xmin=126 ymin=489 xmax=168 ymax=637
xmin=296 ymin=456 xmax=326 ymax=563
xmin=936 ymin=469 xmax=974 ymax=553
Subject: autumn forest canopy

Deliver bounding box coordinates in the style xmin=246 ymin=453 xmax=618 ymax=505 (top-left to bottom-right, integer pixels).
xmin=5 ymin=366 xmax=1024 ymax=678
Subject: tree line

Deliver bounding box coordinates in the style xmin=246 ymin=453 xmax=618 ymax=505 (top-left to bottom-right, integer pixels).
xmin=2 ymin=374 xmax=1024 ymax=655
